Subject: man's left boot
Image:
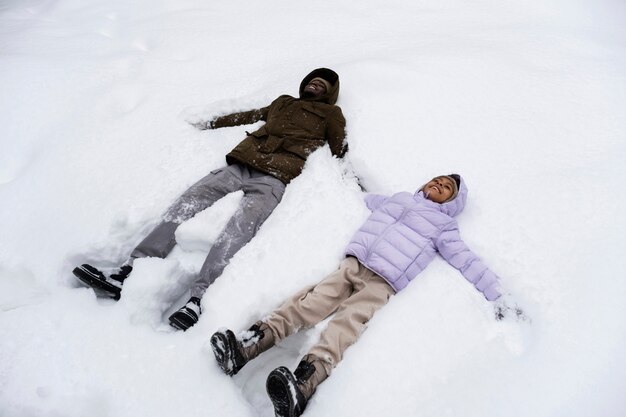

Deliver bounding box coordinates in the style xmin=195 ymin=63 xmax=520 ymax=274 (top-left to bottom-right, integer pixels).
xmin=266 ymin=354 xmax=328 ymax=417
xmin=168 ymin=297 xmax=201 ymax=330
xmin=73 ymin=263 xmax=133 ymax=300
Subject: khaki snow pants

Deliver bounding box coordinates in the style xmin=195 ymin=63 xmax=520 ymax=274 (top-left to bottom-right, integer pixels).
xmin=265 ymin=257 xmax=395 ymax=375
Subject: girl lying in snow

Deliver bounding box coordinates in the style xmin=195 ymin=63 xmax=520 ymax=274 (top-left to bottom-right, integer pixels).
xmin=210 ymin=174 xmax=525 ymax=417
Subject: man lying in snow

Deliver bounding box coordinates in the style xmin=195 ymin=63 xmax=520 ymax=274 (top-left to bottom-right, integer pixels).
xmin=210 ymin=174 xmax=526 ymax=417
xmin=73 ymin=68 xmax=348 ymax=331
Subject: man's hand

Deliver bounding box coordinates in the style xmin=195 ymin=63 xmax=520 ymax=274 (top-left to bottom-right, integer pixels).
xmin=179 ymin=105 xmax=219 ymax=130
xmin=189 ymin=120 xmax=214 ymax=130
xmin=494 ymin=294 xmax=528 ymax=322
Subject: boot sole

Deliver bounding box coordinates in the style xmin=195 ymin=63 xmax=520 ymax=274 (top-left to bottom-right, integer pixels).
xmin=168 ymin=307 xmax=199 ymax=331
xmin=72 ymin=266 xmax=121 ymax=300
xmin=169 ymin=313 xmax=196 ymax=331
xmin=210 ymin=331 xmax=242 ymax=376
xmin=266 ymin=367 xmax=301 ymax=417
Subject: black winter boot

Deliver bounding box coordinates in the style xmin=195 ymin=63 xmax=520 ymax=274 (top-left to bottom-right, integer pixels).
xmin=210 ymin=321 xmax=275 ymax=376
xmin=73 ymin=263 xmax=133 ymax=300
xmin=210 ymin=329 xmax=246 ymax=376
xmin=266 ymin=355 xmax=328 ymax=417
xmin=168 ymin=297 xmax=202 ymax=331
xmin=266 ymin=366 xmax=307 ymax=417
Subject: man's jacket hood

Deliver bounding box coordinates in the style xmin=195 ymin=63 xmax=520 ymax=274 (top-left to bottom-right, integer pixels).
xmin=299 ymin=68 xmax=340 ymax=105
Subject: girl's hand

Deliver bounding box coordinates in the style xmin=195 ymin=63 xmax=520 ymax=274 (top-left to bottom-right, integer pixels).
xmin=494 ymin=294 xmax=528 ymax=322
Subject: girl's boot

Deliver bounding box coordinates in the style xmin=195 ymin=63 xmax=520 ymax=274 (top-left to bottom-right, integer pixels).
xmin=266 ymin=354 xmax=328 ymax=417
xmin=210 ymin=321 xmax=275 ymax=376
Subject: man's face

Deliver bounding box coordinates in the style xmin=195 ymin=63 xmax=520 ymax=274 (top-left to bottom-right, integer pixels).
xmin=303 ymin=79 xmax=328 ymax=98
xmin=423 ymin=176 xmax=456 ymax=203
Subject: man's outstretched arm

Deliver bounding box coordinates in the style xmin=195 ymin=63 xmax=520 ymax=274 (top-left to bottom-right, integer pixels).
xmin=192 ymin=106 xmax=270 ymax=130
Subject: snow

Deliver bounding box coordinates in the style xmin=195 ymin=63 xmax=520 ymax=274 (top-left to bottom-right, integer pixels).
xmin=1 ymin=0 xmax=625 ymax=416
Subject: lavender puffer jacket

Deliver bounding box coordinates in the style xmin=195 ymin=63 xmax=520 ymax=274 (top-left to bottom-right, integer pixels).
xmin=345 ymin=176 xmax=501 ymax=301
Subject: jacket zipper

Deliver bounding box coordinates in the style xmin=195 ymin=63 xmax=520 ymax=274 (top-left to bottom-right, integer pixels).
xmin=364 ymin=206 xmax=410 ymax=263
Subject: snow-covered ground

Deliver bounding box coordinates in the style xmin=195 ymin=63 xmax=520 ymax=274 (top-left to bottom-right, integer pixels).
xmin=1 ymin=0 xmax=625 ymax=416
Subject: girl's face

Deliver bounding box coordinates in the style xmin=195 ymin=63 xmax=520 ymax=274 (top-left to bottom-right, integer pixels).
xmin=423 ymin=176 xmax=455 ymax=203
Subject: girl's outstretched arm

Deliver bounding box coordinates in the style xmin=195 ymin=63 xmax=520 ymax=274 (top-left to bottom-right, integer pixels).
xmin=437 ymin=224 xmax=528 ymax=321
xmin=435 ymin=223 xmax=501 ymax=301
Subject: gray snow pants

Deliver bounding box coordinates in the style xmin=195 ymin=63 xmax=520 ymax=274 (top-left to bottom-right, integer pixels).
xmin=130 ymin=164 xmax=286 ymax=298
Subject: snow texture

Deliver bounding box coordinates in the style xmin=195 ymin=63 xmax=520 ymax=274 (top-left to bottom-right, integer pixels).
xmin=1 ymin=0 xmax=625 ymax=416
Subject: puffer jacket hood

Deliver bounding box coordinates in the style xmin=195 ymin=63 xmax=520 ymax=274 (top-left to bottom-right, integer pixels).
xmin=344 ymin=174 xmax=501 ymax=300
xmin=415 ymin=175 xmax=468 ymax=218
xmin=299 ymin=68 xmax=340 ymax=105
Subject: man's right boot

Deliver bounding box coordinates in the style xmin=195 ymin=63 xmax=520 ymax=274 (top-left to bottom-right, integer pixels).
xmin=168 ymin=297 xmax=202 ymax=331
xmin=266 ymin=354 xmax=328 ymax=417
xmin=72 ymin=263 xmax=133 ymax=300
xmin=210 ymin=321 xmax=275 ymax=376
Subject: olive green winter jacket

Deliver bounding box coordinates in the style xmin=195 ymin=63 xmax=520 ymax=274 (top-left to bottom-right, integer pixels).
xmin=211 ymin=68 xmax=347 ymax=184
